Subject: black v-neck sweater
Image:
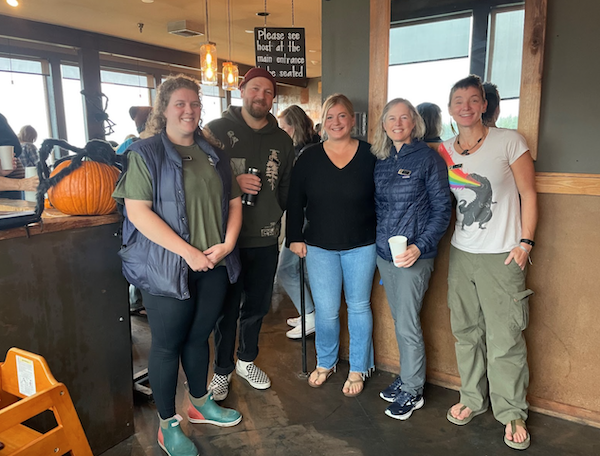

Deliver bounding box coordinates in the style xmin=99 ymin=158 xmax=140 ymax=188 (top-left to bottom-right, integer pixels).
xmin=286 ymin=140 xmax=376 ymax=251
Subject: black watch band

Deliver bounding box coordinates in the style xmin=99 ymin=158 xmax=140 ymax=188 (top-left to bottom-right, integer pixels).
xmin=520 ymin=238 xmax=535 ymax=247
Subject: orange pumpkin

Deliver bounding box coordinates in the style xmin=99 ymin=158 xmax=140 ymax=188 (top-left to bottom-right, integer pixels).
xmin=48 ymin=160 xmax=120 ymax=215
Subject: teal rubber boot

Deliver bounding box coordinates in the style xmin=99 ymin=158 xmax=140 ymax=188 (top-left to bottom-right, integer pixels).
xmin=188 ymin=392 xmax=242 ymax=427
xmin=157 ymin=414 xmax=199 ymax=456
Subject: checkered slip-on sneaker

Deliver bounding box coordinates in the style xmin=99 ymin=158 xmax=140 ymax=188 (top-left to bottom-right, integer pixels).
xmin=235 ymin=361 xmax=271 ymax=389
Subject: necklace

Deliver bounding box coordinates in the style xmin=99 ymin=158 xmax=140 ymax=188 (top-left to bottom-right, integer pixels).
xmin=457 ymin=130 xmax=486 ymax=155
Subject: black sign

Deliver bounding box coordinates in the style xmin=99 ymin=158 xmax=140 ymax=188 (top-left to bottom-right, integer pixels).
xmin=254 ymin=27 xmax=306 ymax=78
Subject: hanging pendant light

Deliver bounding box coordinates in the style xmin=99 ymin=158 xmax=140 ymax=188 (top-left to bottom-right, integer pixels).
xmin=200 ymin=43 xmax=217 ymax=85
xmin=200 ymin=0 xmax=218 ymax=85
xmin=222 ymin=0 xmax=239 ymax=91
xmin=222 ymin=62 xmax=238 ymax=90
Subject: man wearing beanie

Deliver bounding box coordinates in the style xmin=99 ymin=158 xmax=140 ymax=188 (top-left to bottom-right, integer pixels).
xmin=205 ymin=67 xmax=294 ymax=399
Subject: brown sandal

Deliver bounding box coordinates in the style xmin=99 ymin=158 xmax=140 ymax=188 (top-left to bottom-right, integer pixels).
xmin=308 ymin=367 xmax=334 ymax=388
xmin=504 ymin=418 xmax=531 ymax=450
xmin=342 ymin=374 xmax=364 ymax=397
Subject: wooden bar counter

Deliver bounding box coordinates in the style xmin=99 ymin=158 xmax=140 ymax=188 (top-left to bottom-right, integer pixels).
xmin=0 ymin=199 xmax=133 ymax=454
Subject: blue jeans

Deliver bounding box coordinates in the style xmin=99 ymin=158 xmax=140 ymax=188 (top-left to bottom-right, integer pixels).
xmin=377 ymin=255 xmax=434 ymax=396
xmin=276 ymin=240 xmax=315 ymax=315
xmin=305 ymin=243 xmax=377 ymax=374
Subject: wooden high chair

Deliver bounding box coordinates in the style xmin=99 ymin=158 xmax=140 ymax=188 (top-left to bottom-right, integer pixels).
xmin=0 ymin=347 xmax=93 ymax=456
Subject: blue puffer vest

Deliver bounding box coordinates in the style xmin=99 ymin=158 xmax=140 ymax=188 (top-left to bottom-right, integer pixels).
xmin=119 ymin=131 xmax=241 ymax=300
xmin=374 ymin=140 xmax=451 ymax=262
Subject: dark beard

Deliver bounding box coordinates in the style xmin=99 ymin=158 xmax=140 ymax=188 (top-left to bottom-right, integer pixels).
xmin=245 ymin=100 xmax=269 ymax=119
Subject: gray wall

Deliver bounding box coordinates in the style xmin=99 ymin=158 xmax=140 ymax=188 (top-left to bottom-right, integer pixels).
xmin=322 ymin=0 xmax=371 ymax=117
xmin=536 ymin=0 xmax=600 ymax=173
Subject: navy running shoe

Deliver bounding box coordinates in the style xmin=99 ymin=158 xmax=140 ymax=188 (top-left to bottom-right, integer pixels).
xmin=379 ymin=376 xmax=403 ymax=403
xmin=384 ymin=391 xmax=424 ymax=420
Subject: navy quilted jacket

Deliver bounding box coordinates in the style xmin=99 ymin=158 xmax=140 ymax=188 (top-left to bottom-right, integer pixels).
xmin=374 ymin=140 xmax=451 ymax=261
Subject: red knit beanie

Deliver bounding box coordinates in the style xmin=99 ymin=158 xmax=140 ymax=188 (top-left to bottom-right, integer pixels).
xmin=239 ymin=67 xmax=277 ymax=96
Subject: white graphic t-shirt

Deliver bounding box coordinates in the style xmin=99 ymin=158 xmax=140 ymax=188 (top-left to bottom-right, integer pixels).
xmin=439 ymin=127 xmax=529 ymax=254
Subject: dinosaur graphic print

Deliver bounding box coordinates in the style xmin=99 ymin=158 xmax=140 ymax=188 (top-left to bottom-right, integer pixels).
xmin=439 ymin=143 xmax=496 ymax=230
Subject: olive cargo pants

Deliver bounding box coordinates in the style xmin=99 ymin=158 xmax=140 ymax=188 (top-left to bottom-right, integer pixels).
xmin=448 ymin=246 xmax=533 ymax=424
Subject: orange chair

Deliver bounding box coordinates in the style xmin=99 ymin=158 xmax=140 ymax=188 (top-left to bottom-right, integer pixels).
xmin=0 ymin=347 xmax=93 ymax=456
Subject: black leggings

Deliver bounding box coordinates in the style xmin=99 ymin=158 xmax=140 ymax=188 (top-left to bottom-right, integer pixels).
xmin=141 ymin=267 xmax=228 ymax=419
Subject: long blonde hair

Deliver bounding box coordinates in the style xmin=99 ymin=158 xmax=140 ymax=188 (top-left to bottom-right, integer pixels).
xmin=371 ymin=98 xmax=425 ymax=160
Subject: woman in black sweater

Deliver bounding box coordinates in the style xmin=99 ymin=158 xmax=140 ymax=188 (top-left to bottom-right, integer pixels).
xmin=287 ymin=94 xmax=377 ymax=397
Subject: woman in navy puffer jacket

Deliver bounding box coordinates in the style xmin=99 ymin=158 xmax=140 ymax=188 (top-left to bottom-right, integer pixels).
xmin=371 ymin=98 xmax=451 ymax=421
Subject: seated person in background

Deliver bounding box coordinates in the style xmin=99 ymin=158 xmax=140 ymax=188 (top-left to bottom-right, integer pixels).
xmin=416 ymin=102 xmax=443 ymax=152
xmin=0 ymin=114 xmax=37 ymax=195
xmin=0 ymin=156 xmax=39 ymax=192
xmin=17 ymin=125 xmax=39 ymax=167
xmin=116 ymin=106 xmax=153 ymax=154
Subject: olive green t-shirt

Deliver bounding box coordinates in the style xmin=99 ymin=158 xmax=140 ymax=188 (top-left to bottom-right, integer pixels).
xmin=113 ymin=144 xmax=241 ymax=264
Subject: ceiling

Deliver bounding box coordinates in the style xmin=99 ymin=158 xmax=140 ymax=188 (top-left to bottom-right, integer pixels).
xmin=0 ymin=0 xmax=322 ymax=78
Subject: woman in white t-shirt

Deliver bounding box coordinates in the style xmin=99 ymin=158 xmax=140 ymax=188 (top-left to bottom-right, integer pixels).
xmin=439 ymin=75 xmax=537 ymax=450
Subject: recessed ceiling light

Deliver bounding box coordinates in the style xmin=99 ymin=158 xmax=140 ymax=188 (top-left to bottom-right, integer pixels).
xmin=7 ymin=0 xmax=19 ymax=7
xmin=256 ymin=12 xmax=270 ymax=17
xmin=309 ymin=50 xmax=318 ymax=53
xmin=245 ymin=30 xmax=254 ymax=34
xmin=141 ymin=0 xmax=154 ymax=3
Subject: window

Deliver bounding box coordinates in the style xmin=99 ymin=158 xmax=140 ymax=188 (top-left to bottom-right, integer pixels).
xmin=230 ymin=89 xmax=243 ymax=108
xmin=100 ymin=69 xmax=152 ymax=144
xmin=388 ymin=16 xmax=472 ymax=139
xmin=200 ymin=84 xmax=222 ymax=126
xmin=388 ymin=4 xmax=525 ymax=138
xmin=486 ymin=7 xmax=525 ymax=129
xmin=61 ymin=64 xmax=87 ymax=148
xmin=61 ymin=66 xmax=153 ymax=147
xmin=0 ymin=57 xmax=51 ymax=147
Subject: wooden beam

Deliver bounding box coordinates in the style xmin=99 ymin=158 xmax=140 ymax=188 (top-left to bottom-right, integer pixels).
xmin=535 ymin=172 xmax=600 ymax=196
xmin=368 ymin=0 xmax=391 ymax=143
xmin=518 ymin=0 xmax=547 ymax=160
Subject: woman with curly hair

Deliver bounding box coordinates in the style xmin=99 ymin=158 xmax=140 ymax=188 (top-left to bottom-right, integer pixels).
xmin=113 ymin=74 xmax=243 ymax=456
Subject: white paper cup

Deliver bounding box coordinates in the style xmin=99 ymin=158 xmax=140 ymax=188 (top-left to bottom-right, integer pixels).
xmin=388 ymin=235 xmax=408 ymax=266
xmin=0 ymin=145 xmax=15 ymax=171
xmin=24 ymin=166 xmax=37 ymax=202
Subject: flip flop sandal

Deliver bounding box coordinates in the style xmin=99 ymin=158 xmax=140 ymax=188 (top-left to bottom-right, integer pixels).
xmin=504 ymin=418 xmax=531 ymax=450
xmin=446 ymin=404 xmax=488 ymax=426
xmin=342 ymin=376 xmax=364 ymax=397
xmin=308 ymin=367 xmax=334 ymax=388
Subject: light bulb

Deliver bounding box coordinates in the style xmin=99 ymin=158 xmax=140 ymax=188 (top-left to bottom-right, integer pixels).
xmin=206 ymin=67 xmax=213 ymax=79
xmin=7 ymin=0 xmax=19 ymax=6
xmin=206 ymin=53 xmax=212 ymax=65
xmin=227 ymin=72 xmax=234 ymax=84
